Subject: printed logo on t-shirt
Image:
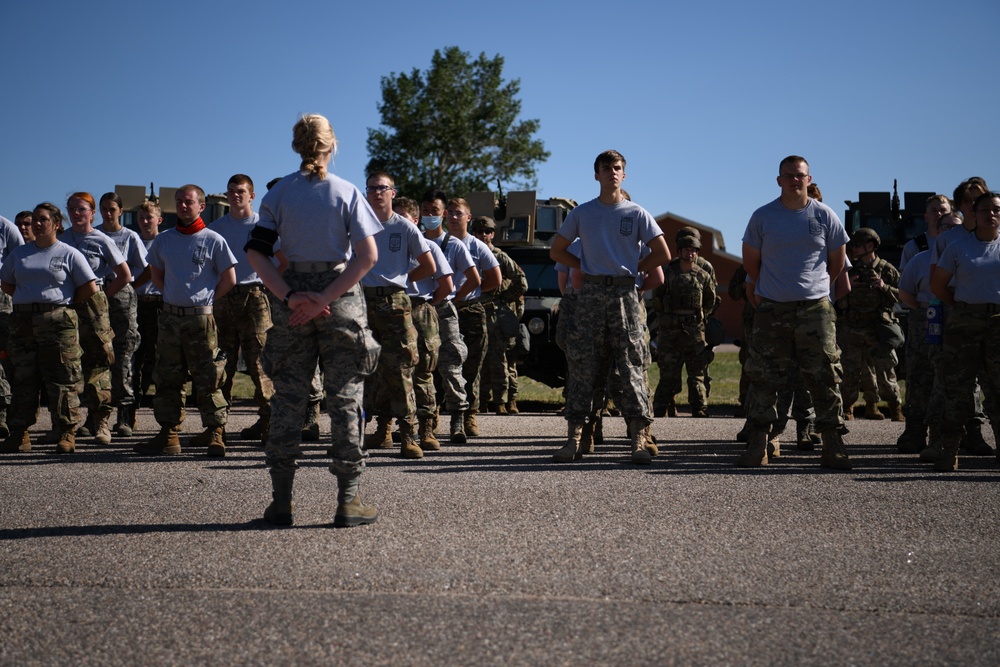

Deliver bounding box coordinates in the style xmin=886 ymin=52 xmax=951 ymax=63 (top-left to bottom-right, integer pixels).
xmin=48 ymin=258 xmax=66 ymax=274
xmin=619 ymin=216 xmax=634 ymax=236
xmin=809 ymin=217 xmax=823 ymax=236
xmin=192 ymin=240 xmax=209 ymax=266
xmin=389 ymin=233 xmax=402 ymax=253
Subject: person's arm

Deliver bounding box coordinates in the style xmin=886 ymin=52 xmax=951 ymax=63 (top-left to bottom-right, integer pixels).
xmin=453 ymin=267 xmax=481 ymax=302
xmin=833 ymin=270 xmax=852 ymax=302
xmin=898 ymin=289 xmax=918 ymax=310
xmin=638 ymin=236 xmax=670 ymax=274
xmin=214 ymin=266 xmax=237 ymax=301
xmin=1 ymin=281 xmax=14 ymax=297
xmin=408 ymin=251 xmax=435 ymax=283
xmin=274 ymin=249 xmax=289 ymax=274
xmin=74 ymin=280 xmax=98 ymax=303
xmin=104 ymin=261 xmax=132 ymax=296
xmin=480 ymin=266 xmax=502 ymax=293
xmin=131 ymin=265 xmax=152 ymax=289
xmin=150 ymin=265 xmax=165 ymax=292
xmin=640 ymin=264 xmax=664 ymax=292
xmin=557 ymin=270 xmax=568 ymax=295
xmin=930 ymin=267 xmax=955 ymax=306
xmin=827 ymin=245 xmax=847 ymax=285
xmin=549 ymin=235 xmax=580 ymax=270
xmin=431 ymin=275 xmax=453 ymax=305
xmin=742 ymin=243 xmax=762 ymax=306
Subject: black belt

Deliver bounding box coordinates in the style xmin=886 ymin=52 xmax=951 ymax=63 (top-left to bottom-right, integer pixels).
xmin=137 ymin=295 xmax=163 ymax=303
xmin=13 ymin=303 xmax=65 ymax=313
xmin=363 ymin=285 xmax=405 ymax=297
xmin=955 ymin=301 xmax=1000 ymax=314
xmin=229 ymin=283 xmax=264 ymax=295
xmin=760 ymin=297 xmax=824 ymax=307
xmin=409 ymin=296 xmax=432 ymax=306
xmin=582 ymin=274 xmax=635 ymax=286
xmin=455 ymin=298 xmax=481 ymax=309
xmin=163 ymin=303 xmax=213 ymax=316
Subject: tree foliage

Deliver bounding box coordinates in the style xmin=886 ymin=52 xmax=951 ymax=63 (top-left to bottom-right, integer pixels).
xmin=366 ymin=46 xmax=549 ymax=198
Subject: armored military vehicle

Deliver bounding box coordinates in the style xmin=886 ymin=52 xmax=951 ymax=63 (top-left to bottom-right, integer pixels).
xmin=466 ymin=188 xmax=576 ymax=388
xmin=843 ymin=181 xmax=934 ymax=269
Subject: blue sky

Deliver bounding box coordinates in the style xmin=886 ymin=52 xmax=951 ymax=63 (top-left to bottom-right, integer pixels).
xmin=2 ymin=0 xmax=997 ymax=253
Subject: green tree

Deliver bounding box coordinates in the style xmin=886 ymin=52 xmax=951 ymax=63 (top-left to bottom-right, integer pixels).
xmin=366 ymin=46 xmax=549 ymax=198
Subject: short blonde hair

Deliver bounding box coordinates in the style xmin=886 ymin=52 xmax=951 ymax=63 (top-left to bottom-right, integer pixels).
xmin=292 ymin=114 xmax=337 ymax=181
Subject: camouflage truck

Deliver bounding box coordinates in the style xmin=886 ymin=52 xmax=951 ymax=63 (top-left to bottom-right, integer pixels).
xmin=466 ymin=189 xmax=576 ymax=388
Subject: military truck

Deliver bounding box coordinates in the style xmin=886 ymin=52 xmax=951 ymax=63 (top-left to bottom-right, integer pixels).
xmin=466 ymin=189 xmax=577 ymax=388
xmin=842 ymin=181 xmax=934 ymax=268
xmin=114 ymin=183 xmax=230 ymax=231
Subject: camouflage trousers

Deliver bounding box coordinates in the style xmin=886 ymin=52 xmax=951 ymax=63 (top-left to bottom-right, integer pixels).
xmin=745 ymin=298 xmax=843 ymax=434
xmin=737 ymin=316 xmax=753 ymax=405
xmin=739 ymin=311 xmax=814 ymax=430
xmin=457 ymin=301 xmax=488 ymax=413
xmin=73 ymin=291 xmax=114 ymax=415
xmin=215 ymin=286 xmax=273 ymax=417
xmin=133 ymin=298 xmax=161 ymax=400
xmin=363 ymin=290 xmax=418 ymax=430
xmin=153 ymin=311 xmax=227 ymax=429
xmin=411 ymin=299 xmax=440 ymax=420
xmin=556 ymin=293 xmax=576 ymax=353
xmin=8 ymin=308 xmax=83 ymax=433
xmin=903 ymin=307 xmax=941 ymax=425
xmin=837 ymin=323 xmax=901 ymax=409
xmin=937 ymin=306 xmax=1000 ymax=436
xmin=264 ymin=270 xmax=379 ymax=475
xmin=434 ymin=300 xmax=468 ymax=413
xmin=564 ymin=284 xmax=652 ymax=425
xmin=607 ymin=297 xmax=653 ymax=413
xmin=653 ymin=315 xmax=709 ymax=411
xmin=107 ymin=284 xmax=140 ymax=408
xmin=480 ymin=303 xmax=515 ymax=405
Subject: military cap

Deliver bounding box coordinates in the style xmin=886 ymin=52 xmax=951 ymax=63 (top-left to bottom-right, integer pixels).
xmin=472 ymin=216 xmax=497 ymax=232
xmin=852 ymin=227 xmax=880 ymax=248
xmin=677 ymin=234 xmax=702 ymax=250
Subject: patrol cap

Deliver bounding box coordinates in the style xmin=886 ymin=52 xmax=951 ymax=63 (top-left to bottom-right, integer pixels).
xmin=471 ymin=216 xmax=496 ymax=232
xmin=677 ymin=234 xmax=702 ymax=251
xmin=851 ymin=227 xmax=880 ymax=248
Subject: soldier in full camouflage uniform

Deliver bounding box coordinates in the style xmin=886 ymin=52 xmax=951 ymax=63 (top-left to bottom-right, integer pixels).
xmin=651 ymin=233 xmax=718 ymax=418
xmin=360 ymin=172 xmax=435 ymax=458
xmin=549 ymin=150 xmax=670 ymax=465
xmin=473 ymin=216 xmax=528 ymax=415
xmin=246 ymin=114 xmax=382 ymax=528
xmin=834 ymin=227 xmax=903 ymax=421
xmin=927 ymin=191 xmax=1000 ymax=471
xmin=0 ymin=213 xmax=25 ymax=438
xmin=738 ymin=155 xmax=852 ymax=470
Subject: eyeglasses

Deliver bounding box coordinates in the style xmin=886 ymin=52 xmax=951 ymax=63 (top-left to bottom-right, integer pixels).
xmin=67 ymin=207 xmax=92 ymax=213
xmin=365 ymin=185 xmax=394 ymax=194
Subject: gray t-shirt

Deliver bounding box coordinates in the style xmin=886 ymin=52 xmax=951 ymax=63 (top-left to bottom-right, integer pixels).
xmin=63 ymin=229 xmax=127 ymax=287
xmin=96 ymin=224 xmax=148 ymax=283
xmin=742 ymin=197 xmax=850 ymax=302
xmin=209 ymin=212 xmax=265 ymax=285
xmin=556 ymin=197 xmax=663 ymax=277
xmin=457 ymin=234 xmax=499 ymax=301
xmin=256 ymin=171 xmax=382 ymax=263
xmin=428 ymin=233 xmax=475 ymax=301
xmin=936 ymin=232 xmax=1000 ymax=304
xmin=407 ymin=237 xmax=452 ymax=300
xmin=930 ymin=224 xmax=971 ymax=266
xmin=146 ymin=227 xmax=237 ymax=307
xmin=898 ymin=249 xmax=932 ymax=304
xmin=0 ymin=241 xmax=97 ymax=305
xmin=361 ymin=213 xmax=430 ymax=289
xmin=0 ymin=215 xmax=25 ymax=262
xmin=135 ymin=237 xmax=162 ymax=297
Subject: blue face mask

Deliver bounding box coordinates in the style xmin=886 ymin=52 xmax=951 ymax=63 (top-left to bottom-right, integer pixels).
xmin=421 ymin=215 xmax=443 ymax=231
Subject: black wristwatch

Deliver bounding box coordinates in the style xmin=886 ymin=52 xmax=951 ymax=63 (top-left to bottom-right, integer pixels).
xmin=283 ymin=289 xmax=297 ymax=306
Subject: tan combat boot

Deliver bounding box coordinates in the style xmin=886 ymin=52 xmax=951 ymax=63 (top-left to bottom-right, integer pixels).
xmin=494 ymin=402 xmax=508 ymax=416
xmin=94 ymin=408 xmax=113 ymax=446
xmin=864 ymin=402 xmax=885 ymax=420
xmin=114 ymin=406 xmax=134 ymax=437
xmin=399 ymin=426 xmax=424 ymax=459
xmin=933 ymin=433 xmax=962 ymax=472
xmin=0 ymin=430 xmax=31 ymax=453
xmin=263 ymin=470 xmax=295 ymax=526
xmin=364 ymin=417 xmax=393 ymax=449
xmin=553 ymin=422 xmax=583 ymax=462
xmin=56 ymin=431 xmax=76 ymax=454
xmin=767 ymin=434 xmax=780 ymax=458
xmin=579 ymin=419 xmax=595 ymax=455
xmin=449 ymin=413 xmax=467 ymax=444
xmin=205 ymin=427 xmax=226 ymax=457
xmin=736 ymin=431 xmax=768 ymax=467
xmin=644 ymin=428 xmax=659 ymax=458
xmin=464 ymin=411 xmax=479 ymax=437
xmin=820 ymin=431 xmax=852 ymax=470
xmin=134 ymin=426 xmax=181 ymax=455
xmin=505 ymin=400 xmax=519 ymax=415
xmin=418 ymin=417 xmax=440 ymax=451
xmin=629 ymin=418 xmax=652 ymax=465
xmin=334 ymin=473 xmax=378 ymax=528
xmin=888 ymin=403 xmax=904 ymax=422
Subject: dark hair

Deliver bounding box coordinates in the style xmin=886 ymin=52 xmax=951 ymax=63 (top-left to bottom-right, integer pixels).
xmin=99 ymin=191 xmax=123 ymax=208
xmin=973 ymin=191 xmax=1000 ymax=211
xmin=778 ymin=155 xmax=809 ymax=174
xmin=33 ymin=202 xmax=64 ymax=227
xmin=954 ymin=178 xmax=989 ymax=208
xmin=14 ymin=210 xmax=33 ymax=224
xmin=266 ymin=177 xmax=282 ymax=191
xmin=421 ymin=188 xmax=448 ymax=207
xmin=366 ymin=171 xmax=394 ymax=185
xmin=594 ymin=150 xmax=626 ymax=174
xmin=228 ymin=174 xmax=254 ymax=192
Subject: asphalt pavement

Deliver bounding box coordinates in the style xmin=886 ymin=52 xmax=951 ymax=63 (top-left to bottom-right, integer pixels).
xmin=2 ymin=404 xmax=998 ymax=666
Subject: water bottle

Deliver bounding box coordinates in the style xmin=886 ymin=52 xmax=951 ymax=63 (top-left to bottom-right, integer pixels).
xmin=925 ymin=298 xmax=943 ymax=345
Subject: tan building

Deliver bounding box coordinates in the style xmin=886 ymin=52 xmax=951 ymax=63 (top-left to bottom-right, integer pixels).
xmin=654 ymin=212 xmax=744 ymax=344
